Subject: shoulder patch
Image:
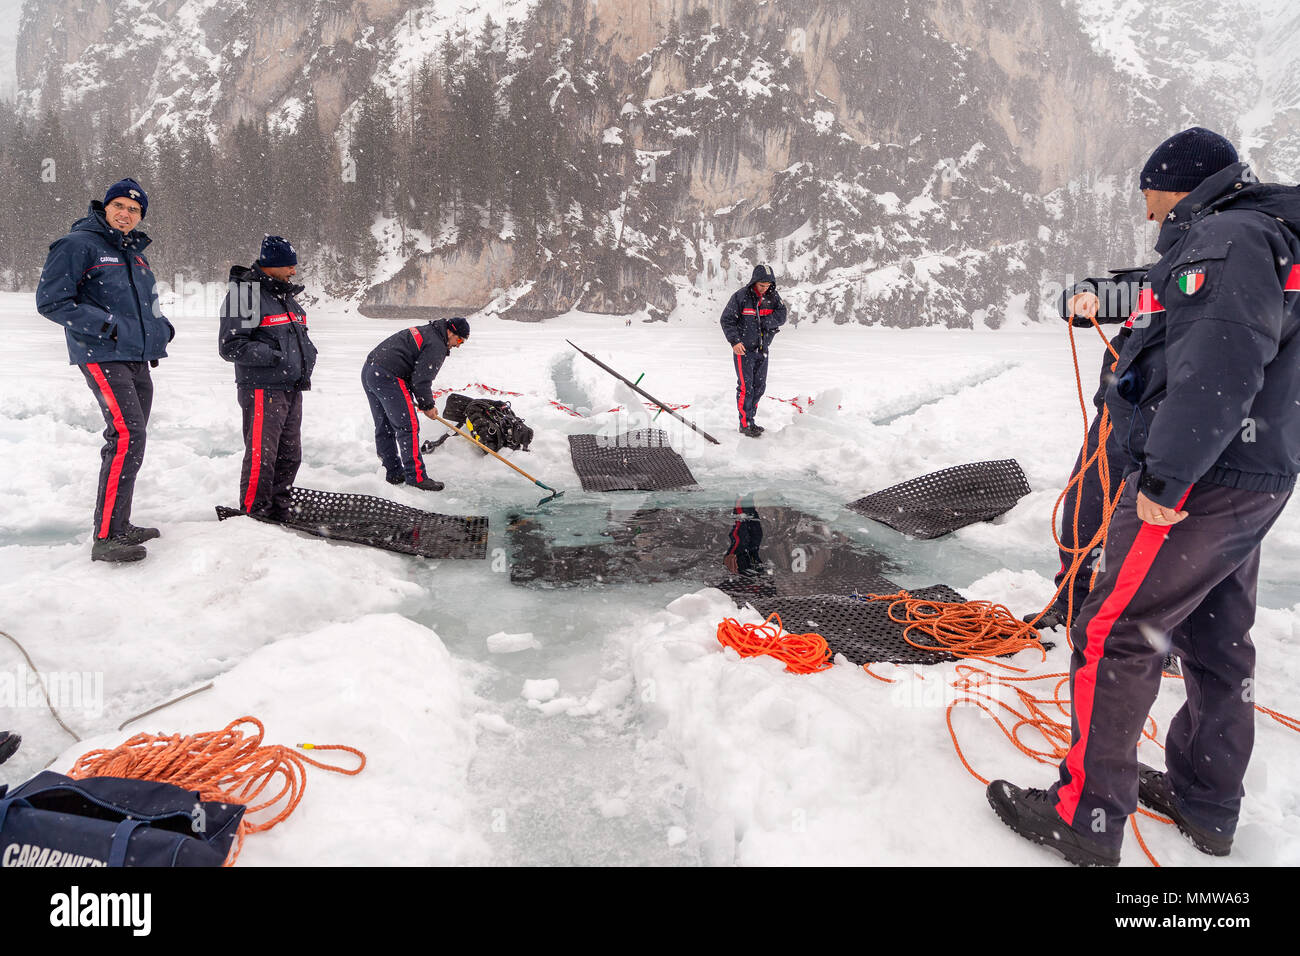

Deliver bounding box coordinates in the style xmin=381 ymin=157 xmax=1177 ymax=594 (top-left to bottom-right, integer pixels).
xmin=1176 ymin=266 xmax=1206 ymax=296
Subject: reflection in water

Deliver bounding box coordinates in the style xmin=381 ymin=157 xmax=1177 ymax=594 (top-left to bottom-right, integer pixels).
xmin=507 ymin=498 xmax=898 ymax=593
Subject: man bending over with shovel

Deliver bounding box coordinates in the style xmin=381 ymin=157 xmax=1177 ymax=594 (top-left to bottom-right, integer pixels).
xmin=361 ymin=317 xmax=470 ymax=491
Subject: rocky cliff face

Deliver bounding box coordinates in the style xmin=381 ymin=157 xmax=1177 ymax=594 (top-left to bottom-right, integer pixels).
xmin=16 ymin=0 xmax=415 ymax=138
xmin=15 ymin=0 xmax=1286 ymax=325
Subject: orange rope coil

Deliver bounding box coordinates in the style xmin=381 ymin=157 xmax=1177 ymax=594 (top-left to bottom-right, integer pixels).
xmin=864 ymin=590 xmax=1047 ymax=665
xmin=716 ymin=613 xmax=832 ymax=674
xmin=68 ymin=716 xmax=366 ymax=865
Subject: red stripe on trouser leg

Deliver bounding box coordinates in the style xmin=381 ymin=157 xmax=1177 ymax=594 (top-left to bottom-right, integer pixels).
xmin=735 ymin=353 xmax=747 ymax=427
xmin=397 ymin=380 xmax=425 ymax=482
xmin=243 ymin=389 xmax=265 ymax=513
xmin=86 ymin=363 xmax=130 ymax=539
xmin=1055 ymin=489 xmax=1191 ymax=826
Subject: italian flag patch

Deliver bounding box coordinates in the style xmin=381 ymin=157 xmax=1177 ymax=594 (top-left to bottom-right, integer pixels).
xmin=1178 ymin=269 xmax=1206 ymax=295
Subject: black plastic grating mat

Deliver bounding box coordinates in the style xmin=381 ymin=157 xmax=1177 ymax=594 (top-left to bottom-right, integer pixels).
xmin=568 ymin=429 xmax=697 ymax=492
xmin=715 ymin=571 xmax=902 ymax=604
xmin=846 ymin=459 xmax=1031 ymax=539
xmin=739 ymin=584 xmax=967 ymax=665
xmin=216 ymin=486 xmax=489 ymax=559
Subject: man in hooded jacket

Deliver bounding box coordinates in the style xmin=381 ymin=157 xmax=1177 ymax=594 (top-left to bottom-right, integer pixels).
xmin=989 ymin=128 xmax=1300 ymax=865
xmin=36 ymin=178 xmax=175 ymax=562
xmin=721 ymin=264 xmax=787 ymax=437
xmin=218 ymin=235 xmax=317 ymax=520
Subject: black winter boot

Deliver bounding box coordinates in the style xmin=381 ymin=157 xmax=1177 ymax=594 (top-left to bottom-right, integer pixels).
xmin=1137 ymin=764 xmax=1232 ymax=856
xmin=409 ymin=477 xmax=445 ymax=491
xmin=122 ymin=523 xmax=160 ymax=544
xmin=987 ymin=780 xmax=1120 ymax=867
xmin=91 ymin=536 xmax=147 ymax=563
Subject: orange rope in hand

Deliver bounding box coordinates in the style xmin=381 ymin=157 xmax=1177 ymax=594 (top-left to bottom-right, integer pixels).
xmin=716 ymin=613 xmax=832 ymax=674
xmin=67 ymin=716 xmax=366 ymax=865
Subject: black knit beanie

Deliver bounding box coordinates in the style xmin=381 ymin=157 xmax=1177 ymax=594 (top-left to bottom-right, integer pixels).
xmin=1139 ymin=127 xmax=1238 ymax=192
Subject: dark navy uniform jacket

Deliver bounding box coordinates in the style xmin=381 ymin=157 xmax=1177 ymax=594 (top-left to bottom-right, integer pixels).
xmin=218 ymin=265 xmax=317 ymax=390
xmin=720 ymin=283 xmax=788 ymax=354
xmin=1105 ymin=163 xmax=1300 ymax=508
xmin=35 ymin=202 xmax=174 ymax=365
xmin=365 ymin=320 xmax=452 ymax=410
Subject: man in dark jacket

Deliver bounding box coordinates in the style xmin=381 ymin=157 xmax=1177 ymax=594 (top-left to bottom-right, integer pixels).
xmin=362 ymin=317 xmax=469 ymax=491
xmin=721 ymin=264 xmax=787 ymax=437
xmin=36 ymin=178 xmax=175 ymax=563
xmin=990 ymin=128 xmax=1300 ymax=865
xmin=218 ymin=236 xmax=318 ymax=520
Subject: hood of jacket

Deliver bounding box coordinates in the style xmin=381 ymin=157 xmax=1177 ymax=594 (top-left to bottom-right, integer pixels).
xmin=1158 ymin=163 xmax=1300 ymax=253
xmin=748 ymin=264 xmax=778 ymax=292
xmin=70 ymin=200 xmax=152 ymax=252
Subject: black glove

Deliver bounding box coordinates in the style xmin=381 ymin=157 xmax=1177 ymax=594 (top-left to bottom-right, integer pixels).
xmin=0 ymin=730 xmax=20 ymax=765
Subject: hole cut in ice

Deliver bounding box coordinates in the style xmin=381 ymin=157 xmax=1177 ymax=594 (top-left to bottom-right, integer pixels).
xmin=506 ymin=499 xmax=962 ymax=664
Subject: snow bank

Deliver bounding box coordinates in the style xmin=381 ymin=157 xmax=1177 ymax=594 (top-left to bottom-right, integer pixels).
xmin=50 ymin=613 xmax=485 ymax=866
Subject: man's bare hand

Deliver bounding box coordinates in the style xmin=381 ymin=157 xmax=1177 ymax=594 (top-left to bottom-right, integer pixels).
xmin=1137 ymin=491 xmax=1188 ymax=526
xmin=732 ymin=342 xmax=746 ymax=355
xmin=1069 ymin=291 xmax=1100 ymax=321
xmin=420 ymin=406 xmax=440 ymax=420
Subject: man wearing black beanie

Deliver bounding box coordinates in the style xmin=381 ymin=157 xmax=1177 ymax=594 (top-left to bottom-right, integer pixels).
xmin=218 ymin=235 xmax=317 ymax=521
xmin=35 ymin=177 xmax=174 ymax=562
xmin=990 ymin=128 xmax=1300 ymax=865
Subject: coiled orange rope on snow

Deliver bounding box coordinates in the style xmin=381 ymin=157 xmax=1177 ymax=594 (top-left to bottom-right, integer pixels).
xmin=716 ymin=613 xmax=832 ymax=674
xmin=864 ymin=590 xmax=1047 ymax=665
xmin=67 ymin=716 xmax=366 ymax=865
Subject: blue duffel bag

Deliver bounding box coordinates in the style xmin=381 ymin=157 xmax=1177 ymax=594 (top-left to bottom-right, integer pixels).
xmin=0 ymin=771 xmax=244 ymax=867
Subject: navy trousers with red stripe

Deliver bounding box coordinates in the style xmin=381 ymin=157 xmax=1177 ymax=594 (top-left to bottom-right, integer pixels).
xmin=237 ymin=386 xmax=302 ymax=518
xmin=362 ymin=362 xmax=428 ymax=484
xmin=734 ymin=349 xmax=768 ymax=427
xmin=80 ymin=361 xmax=152 ymax=540
xmin=1053 ymin=479 xmax=1290 ymax=849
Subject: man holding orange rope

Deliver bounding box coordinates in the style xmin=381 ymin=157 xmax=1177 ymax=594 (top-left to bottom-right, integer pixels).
xmin=990 ymin=128 xmax=1300 ymax=866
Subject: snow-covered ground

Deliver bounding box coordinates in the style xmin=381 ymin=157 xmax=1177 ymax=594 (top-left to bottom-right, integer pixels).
xmin=2 ymin=290 xmax=1298 ymax=867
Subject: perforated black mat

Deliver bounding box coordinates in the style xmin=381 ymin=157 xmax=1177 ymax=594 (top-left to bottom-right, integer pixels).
xmin=738 ymin=584 xmax=966 ymax=665
xmin=216 ymin=487 xmax=489 ymax=559
xmin=568 ymin=429 xmax=697 ymax=492
xmin=846 ymin=459 xmax=1031 ymax=539
xmin=715 ymin=571 xmax=902 ymax=604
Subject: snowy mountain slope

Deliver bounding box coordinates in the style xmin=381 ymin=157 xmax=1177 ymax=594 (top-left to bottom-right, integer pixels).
xmin=1071 ymin=0 xmax=1300 ymax=180
xmin=9 ymin=0 xmax=1166 ymax=325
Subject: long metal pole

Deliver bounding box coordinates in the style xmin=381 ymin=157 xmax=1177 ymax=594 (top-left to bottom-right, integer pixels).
xmin=565 ymin=340 xmax=720 ymax=445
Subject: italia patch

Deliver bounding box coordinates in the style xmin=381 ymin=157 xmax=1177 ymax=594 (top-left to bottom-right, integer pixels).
xmin=1177 ymin=267 xmax=1207 ymax=295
